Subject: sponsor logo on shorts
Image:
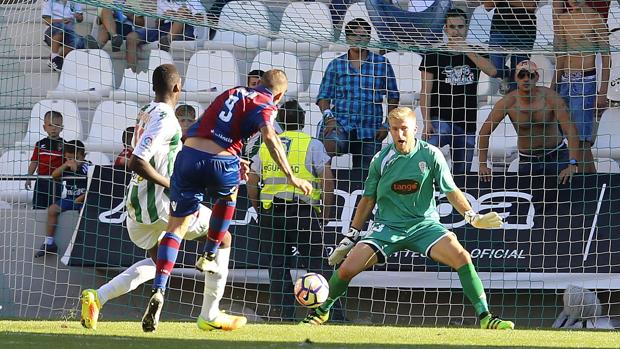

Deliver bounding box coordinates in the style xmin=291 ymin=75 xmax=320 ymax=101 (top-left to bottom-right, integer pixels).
xmin=391 ymin=179 xmax=420 ymax=194
xmin=142 ymin=136 xmax=153 ymax=147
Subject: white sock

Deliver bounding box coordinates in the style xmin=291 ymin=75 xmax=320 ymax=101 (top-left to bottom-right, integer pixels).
xmin=200 ymin=247 xmax=231 ymax=321
xmin=45 ymin=236 xmax=55 ymax=245
xmin=97 ymin=258 xmax=156 ymax=306
xmin=50 ymin=53 xmax=59 ymax=59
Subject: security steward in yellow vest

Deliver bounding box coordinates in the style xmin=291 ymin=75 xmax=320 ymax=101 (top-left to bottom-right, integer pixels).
xmin=247 ymin=100 xmax=347 ymax=321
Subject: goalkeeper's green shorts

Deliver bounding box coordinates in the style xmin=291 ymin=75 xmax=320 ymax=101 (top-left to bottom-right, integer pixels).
xmin=360 ymin=220 xmax=452 ymax=264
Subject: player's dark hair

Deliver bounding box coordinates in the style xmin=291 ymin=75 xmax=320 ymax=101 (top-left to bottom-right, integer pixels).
xmin=344 ymin=18 xmax=371 ymax=37
xmin=122 ymin=126 xmax=135 ymax=147
xmin=278 ymin=100 xmax=305 ymax=131
xmin=445 ymin=8 xmax=468 ymax=25
xmin=175 ymin=104 xmax=197 ymax=120
xmin=44 ymin=110 xmax=63 ymax=122
xmin=64 ymin=139 xmax=85 ymax=157
xmin=152 ymin=64 xmax=180 ymax=95
xmin=248 ymin=69 xmax=265 ymax=78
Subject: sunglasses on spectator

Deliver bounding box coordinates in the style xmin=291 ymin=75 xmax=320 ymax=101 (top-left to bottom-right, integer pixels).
xmin=517 ymin=70 xmax=538 ymax=80
xmin=447 ymin=24 xmax=466 ymax=29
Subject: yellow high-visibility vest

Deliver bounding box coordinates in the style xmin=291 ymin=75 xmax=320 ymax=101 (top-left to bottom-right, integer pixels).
xmin=259 ymin=131 xmax=321 ymax=210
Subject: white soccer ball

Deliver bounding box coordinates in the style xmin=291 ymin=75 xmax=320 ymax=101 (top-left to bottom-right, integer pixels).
xmin=294 ymin=273 xmax=329 ymax=308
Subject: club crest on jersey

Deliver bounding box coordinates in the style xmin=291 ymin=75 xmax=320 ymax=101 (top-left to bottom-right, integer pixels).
xmin=142 ymin=136 xmax=153 ymax=147
xmin=418 ymin=161 xmax=427 ymax=172
xmin=391 ymin=179 xmax=420 ymax=194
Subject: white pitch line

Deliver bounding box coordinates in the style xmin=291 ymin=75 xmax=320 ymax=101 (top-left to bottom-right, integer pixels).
xmin=583 ymin=183 xmax=607 ymax=262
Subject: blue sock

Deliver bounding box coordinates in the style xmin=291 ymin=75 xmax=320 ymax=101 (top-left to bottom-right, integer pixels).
xmin=153 ymin=232 xmax=182 ymax=290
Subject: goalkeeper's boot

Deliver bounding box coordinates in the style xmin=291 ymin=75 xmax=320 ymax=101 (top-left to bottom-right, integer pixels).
xmin=80 ymin=289 xmax=101 ymax=329
xmin=197 ymin=311 xmax=247 ymax=331
xmin=480 ymin=313 xmax=515 ymax=330
xmin=300 ymin=308 xmax=329 ymax=325
xmin=142 ymin=288 xmax=164 ymax=332
xmin=195 ymin=252 xmax=218 ymax=274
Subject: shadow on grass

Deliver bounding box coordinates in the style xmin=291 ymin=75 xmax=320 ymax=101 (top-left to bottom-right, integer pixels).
xmin=0 ymin=331 xmax=606 ymax=349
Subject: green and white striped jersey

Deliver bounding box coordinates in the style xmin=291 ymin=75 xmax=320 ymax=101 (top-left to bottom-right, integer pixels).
xmin=126 ymin=102 xmax=181 ymax=224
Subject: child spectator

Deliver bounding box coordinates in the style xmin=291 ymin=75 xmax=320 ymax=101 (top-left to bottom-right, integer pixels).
xmin=35 ymin=140 xmax=91 ymax=258
xmin=42 ymin=0 xmax=98 ymax=71
xmin=247 ymin=69 xmax=265 ymax=88
xmin=27 ymin=111 xmax=65 ymax=209
xmin=175 ymin=104 xmax=197 ymax=134
xmin=114 ymin=126 xmax=135 ymax=168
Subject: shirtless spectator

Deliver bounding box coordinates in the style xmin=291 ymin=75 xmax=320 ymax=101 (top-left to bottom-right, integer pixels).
xmin=478 ymin=61 xmax=580 ymax=184
xmin=552 ymin=0 xmax=609 ymax=173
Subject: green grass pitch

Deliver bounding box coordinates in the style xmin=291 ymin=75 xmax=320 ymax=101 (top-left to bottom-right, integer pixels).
xmin=1 ymin=321 xmax=619 ymax=349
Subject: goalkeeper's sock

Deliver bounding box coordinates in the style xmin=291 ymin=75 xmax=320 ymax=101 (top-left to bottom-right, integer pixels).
xmin=153 ymin=232 xmax=182 ymax=290
xmin=97 ymin=258 xmax=155 ymax=306
xmin=204 ymin=199 xmax=236 ymax=256
xmin=200 ymin=247 xmax=230 ymax=321
xmin=318 ymin=270 xmax=350 ymax=314
xmin=457 ymin=263 xmax=489 ymax=317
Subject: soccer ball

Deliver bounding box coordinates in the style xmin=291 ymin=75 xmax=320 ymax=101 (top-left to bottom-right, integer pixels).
xmin=294 ymin=273 xmax=329 ymax=308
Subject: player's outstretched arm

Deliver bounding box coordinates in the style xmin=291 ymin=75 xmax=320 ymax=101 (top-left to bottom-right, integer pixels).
xmin=128 ymin=155 xmax=170 ymax=189
xmin=445 ymin=188 xmax=503 ymax=229
xmin=260 ymin=124 xmax=313 ymax=195
xmin=328 ymin=196 xmax=376 ymax=266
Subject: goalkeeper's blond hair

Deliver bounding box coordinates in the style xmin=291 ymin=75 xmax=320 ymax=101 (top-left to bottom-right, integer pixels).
xmin=387 ymin=107 xmax=416 ymax=122
xmin=261 ymin=69 xmax=288 ymax=95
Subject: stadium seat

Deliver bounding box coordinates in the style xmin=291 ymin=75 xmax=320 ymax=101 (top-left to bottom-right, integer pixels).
xmin=0 ymin=149 xmax=34 ymax=204
xmin=533 ymin=5 xmax=553 ymax=51
xmin=46 ymin=49 xmax=114 ymax=101
xmin=384 ymin=51 xmax=422 ymax=106
xmin=477 ymin=71 xmax=496 ymax=104
xmin=203 ymin=0 xmax=272 ymax=51
xmin=109 ymin=50 xmax=174 ymax=102
xmin=595 ymin=157 xmax=620 ymax=173
xmin=467 ymin=5 xmax=493 ymax=46
xmin=85 ymin=151 xmax=112 ymax=166
xmin=17 ymin=100 xmax=82 ymax=147
xmin=475 ymin=105 xmax=518 ymax=163
xmin=606 ymin=32 xmax=620 ymax=101
xmin=298 ymin=51 xmax=345 ymax=102
xmin=507 ymin=157 xmax=519 ymax=173
xmin=593 ymin=108 xmax=620 ymax=160
xmin=268 ymin=2 xmax=334 ymax=56
xmin=298 ymin=101 xmax=322 ymax=138
xmin=608 ymin=2 xmax=620 ymax=32
xmin=329 ymin=2 xmax=380 ymax=51
xmin=182 ymin=50 xmax=240 ymax=103
xmin=250 ymin=51 xmax=304 ymax=97
xmin=84 ymin=101 xmax=140 ymax=154
xmin=530 ymin=54 xmax=554 ymax=88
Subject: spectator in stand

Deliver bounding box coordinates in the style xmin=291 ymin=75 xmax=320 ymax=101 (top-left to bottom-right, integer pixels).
xmin=205 ymin=0 xmax=234 ymax=39
xmin=27 ymin=111 xmax=65 ymax=210
xmin=95 ymin=7 xmax=142 ymax=53
xmin=552 ymin=0 xmax=610 ymax=173
xmin=420 ymin=9 xmax=498 ymax=174
xmin=317 ymin=18 xmax=399 ymax=175
xmin=553 ymin=0 xmax=611 ymax=20
xmin=484 ymin=0 xmax=537 ymax=92
xmin=35 ymin=140 xmax=91 ymax=258
xmin=247 ymin=69 xmax=265 ymax=88
xmin=478 ymin=61 xmax=580 ymax=181
xmin=158 ymin=0 xmax=206 ymax=52
xmin=114 ymin=126 xmax=135 ymax=169
xmin=175 ymin=104 xmax=197 ymax=134
xmin=42 ymin=0 xmax=98 ymax=71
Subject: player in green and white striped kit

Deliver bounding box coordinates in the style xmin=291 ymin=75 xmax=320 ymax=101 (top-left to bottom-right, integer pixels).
xmin=302 ymin=107 xmax=514 ymax=330
xmin=80 ymin=64 xmax=246 ymax=331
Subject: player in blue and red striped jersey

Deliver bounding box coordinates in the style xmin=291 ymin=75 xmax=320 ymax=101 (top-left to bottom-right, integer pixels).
xmin=142 ymin=69 xmax=313 ymax=332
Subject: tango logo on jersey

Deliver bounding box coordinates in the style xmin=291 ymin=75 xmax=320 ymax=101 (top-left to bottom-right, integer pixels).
xmin=391 ymin=179 xmax=420 ymax=194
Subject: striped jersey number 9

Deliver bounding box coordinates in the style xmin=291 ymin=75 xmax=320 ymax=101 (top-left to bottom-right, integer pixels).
xmin=218 ymin=94 xmax=240 ymax=122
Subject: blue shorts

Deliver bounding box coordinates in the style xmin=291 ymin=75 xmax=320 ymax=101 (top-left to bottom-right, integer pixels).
xmin=55 ymin=198 xmax=83 ymax=212
xmin=558 ymin=72 xmax=597 ymax=143
xmin=170 ymin=146 xmax=240 ymax=217
xmin=44 ymin=23 xmax=85 ymax=49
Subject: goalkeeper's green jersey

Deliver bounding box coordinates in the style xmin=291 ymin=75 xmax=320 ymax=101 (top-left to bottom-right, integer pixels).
xmin=363 ymin=140 xmax=458 ymax=230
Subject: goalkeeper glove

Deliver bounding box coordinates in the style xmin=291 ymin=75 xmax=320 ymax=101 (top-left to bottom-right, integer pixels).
xmin=328 ymin=227 xmax=360 ymax=266
xmin=464 ymin=210 xmax=503 ymax=229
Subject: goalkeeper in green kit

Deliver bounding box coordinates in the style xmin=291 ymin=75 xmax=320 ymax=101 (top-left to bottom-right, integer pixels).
xmin=302 ymin=107 xmax=514 ymax=330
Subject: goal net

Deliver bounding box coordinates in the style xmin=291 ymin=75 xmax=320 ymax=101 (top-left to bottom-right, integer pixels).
xmin=0 ymin=0 xmax=619 ymax=328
